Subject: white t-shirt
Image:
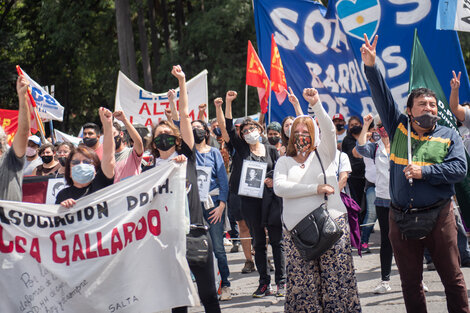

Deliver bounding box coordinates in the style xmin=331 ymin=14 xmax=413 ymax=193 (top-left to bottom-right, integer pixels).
xmin=363 ymin=155 xmax=377 ymax=184
xmin=23 ymin=157 xmax=42 ymax=176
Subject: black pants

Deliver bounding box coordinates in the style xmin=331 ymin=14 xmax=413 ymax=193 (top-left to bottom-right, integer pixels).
xmin=348 ymin=177 xmax=365 ymax=212
xmin=376 ymin=205 xmax=393 ymax=281
xmin=241 ymin=196 xmax=285 ymax=285
xmin=172 ymin=233 xmax=221 ymax=313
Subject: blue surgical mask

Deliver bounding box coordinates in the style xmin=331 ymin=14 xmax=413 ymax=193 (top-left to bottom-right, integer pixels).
xmin=71 ymin=163 xmax=96 ymax=184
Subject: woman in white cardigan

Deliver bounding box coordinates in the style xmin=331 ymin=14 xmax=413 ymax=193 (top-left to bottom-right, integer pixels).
xmin=273 ymin=88 xmax=361 ymax=312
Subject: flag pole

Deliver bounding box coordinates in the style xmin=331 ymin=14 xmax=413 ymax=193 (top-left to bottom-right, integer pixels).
xmin=268 ymin=82 xmax=272 ymax=125
xmin=245 ymin=84 xmax=248 ymax=117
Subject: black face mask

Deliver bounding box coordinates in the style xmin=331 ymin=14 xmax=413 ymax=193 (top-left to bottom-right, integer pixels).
xmin=335 ymin=124 xmax=345 ymax=131
xmin=349 ymin=125 xmax=363 ymax=135
xmin=83 ymin=137 xmax=98 ymax=148
xmin=41 ymin=155 xmax=54 ymax=164
xmin=114 ymin=135 xmax=122 ymax=149
xmin=268 ymin=136 xmax=281 ymax=145
xmin=213 ymin=127 xmax=222 ymax=137
xmin=58 ymin=156 xmax=67 ymax=166
xmin=193 ymin=128 xmax=206 ymax=144
xmin=412 ymin=113 xmax=440 ymax=129
xmin=154 ymin=133 xmax=177 ymax=151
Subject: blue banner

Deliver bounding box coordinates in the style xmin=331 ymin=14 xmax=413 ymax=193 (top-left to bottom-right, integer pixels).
xmin=253 ymin=0 xmax=470 ymax=124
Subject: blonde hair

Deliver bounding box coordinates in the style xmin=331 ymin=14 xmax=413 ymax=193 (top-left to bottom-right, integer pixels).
xmin=286 ymin=116 xmax=317 ymax=157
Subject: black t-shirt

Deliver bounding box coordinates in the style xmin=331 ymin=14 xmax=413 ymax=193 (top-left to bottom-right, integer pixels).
xmin=225 ymin=118 xmax=279 ymax=193
xmin=341 ymin=133 xmax=365 ymax=178
xmin=55 ymin=168 xmax=114 ymax=204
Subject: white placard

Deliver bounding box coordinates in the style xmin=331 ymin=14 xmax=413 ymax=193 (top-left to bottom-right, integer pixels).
xmin=45 ymin=177 xmax=67 ymax=204
xmin=196 ymin=166 xmax=212 ymax=202
xmin=238 ymin=160 xmax=267 ymax=198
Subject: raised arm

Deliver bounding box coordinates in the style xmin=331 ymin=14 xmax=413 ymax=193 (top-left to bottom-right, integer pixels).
xmin=287 ymin=86 xmax=304 ymax=116
xmin=171 ymin=65 xmax=194 ymax=149
xmin=214 ymin=97 xmax=230 ymax=143
xmin=225 ymin=90 xmax=237 ymax=120
xmin=113 ymin=110 xmax=144 ymax=156
xmin=352 ymin=114 xmax=374 ymax=158
xmin=167 ymin=89 xmax=180 ymax=121
xmin=99 ymin=107 xmax=115 ymax=179
xmin=13 ymin=75 xmax=31 ymax=158
xmin=197 ymin=103 xmax=207 ymax=122
xmin=361 ymin=34 xmax=401 ymax=137
xmin=449 ymin=71 xmax=466 ymax=122
xmin=303 ymin=88 xmax=336 ymax=161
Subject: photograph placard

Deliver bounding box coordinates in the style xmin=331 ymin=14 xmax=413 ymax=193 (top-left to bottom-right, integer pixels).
xmin=238 ymin=160 xmax=267 ymax=199
xmin=196 ymin=166 xmax=212 ymax=202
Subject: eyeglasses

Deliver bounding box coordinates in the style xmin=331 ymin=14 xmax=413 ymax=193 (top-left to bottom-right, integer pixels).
xmin=241 ymin=127 xmax=256 ymax=135
xmin=71 ymin=159 xmax=93 ymax=166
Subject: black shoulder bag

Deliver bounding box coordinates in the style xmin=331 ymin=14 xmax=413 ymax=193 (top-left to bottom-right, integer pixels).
xmin=286 ymin=152 xmax=344 ymax=261
xmin=186 ymin=225 xmax=210 ymax=267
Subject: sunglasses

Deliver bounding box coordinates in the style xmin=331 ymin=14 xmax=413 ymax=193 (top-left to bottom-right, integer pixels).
xmin=71 ymin=159 xmax=93 ymax=166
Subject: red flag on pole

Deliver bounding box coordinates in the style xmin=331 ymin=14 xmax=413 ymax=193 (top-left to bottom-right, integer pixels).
xmin=246 ymin=40 xmax=270 ymax=114
xmin=270 ymin=34 xmax=288 ymax=105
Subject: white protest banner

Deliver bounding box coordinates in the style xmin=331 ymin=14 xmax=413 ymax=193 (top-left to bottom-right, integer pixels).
xmin=0 ymin=162 xmax=198 ymax=313
xmin=19 ymin=67 xmax=65 ymax=122
xmin=54 ymin=129 xmax=82 ymax=146
xmin=115 ymin=70 xmax=208 ymax=127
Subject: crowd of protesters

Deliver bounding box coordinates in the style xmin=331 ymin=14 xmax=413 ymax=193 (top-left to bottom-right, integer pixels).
xmin=2 ymin=34 xmax=470 ymax=312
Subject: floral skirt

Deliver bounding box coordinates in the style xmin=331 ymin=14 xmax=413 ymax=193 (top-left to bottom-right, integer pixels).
xmin=285 ymin=214 xmax=361 ymax=313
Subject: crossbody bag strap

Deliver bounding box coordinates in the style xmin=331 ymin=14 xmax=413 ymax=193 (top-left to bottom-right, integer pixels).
xmin=315 ymin=152 xmax=328 ymax=202
xmin=282 ymin=151 xmax=328 ymax=232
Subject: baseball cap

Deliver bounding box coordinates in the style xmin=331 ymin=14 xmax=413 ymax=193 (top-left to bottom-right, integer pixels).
xmin=28 ymin=135 xmax=41 ymax=147
xmin=332 ymin=113 xmax=344 ymax=121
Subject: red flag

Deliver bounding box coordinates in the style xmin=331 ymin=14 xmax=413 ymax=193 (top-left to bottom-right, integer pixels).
xmin=246 ymin=41 xmax=270 ymax=114
xmin=0 ymin=109 xmax=19 ymax=145
xmin=270 ymin=34 xmax=288 ymax=105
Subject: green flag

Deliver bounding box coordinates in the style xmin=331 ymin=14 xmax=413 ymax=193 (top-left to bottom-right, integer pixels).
xmin=409 ymin=29 xmax=470 ymax=225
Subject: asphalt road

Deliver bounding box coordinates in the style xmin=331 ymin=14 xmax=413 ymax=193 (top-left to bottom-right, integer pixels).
xmin=183 ymin=225 xmax=470 ymax=313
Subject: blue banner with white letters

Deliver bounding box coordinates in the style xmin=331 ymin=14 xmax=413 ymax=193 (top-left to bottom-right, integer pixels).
xmin=253 ymin=0 xmax=470 ymax=124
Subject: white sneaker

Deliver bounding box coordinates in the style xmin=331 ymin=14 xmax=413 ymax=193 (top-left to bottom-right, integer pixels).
xmin=220 ymin=286 xmax=232 ymax=301
xmin=373 ymin=281 xmax=392 ymax=294
xmin=422 ymin=281 xmax=429 ymax=292
xmin=223 ymin=237 xmax=233 ymax=246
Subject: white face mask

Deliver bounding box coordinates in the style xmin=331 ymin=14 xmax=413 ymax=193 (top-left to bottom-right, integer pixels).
xmin=26 ymin=147 xmax=37 ymax=157
xmin=286 ymin=125 xmax=292 ymax=138
xmin=244 ymin=130 xmax=260 ymax=145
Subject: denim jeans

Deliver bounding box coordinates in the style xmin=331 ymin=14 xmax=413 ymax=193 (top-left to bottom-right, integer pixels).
xmin=361 ymin=185 xmax=377 ymax=244
xmin=203 ymin=200 xmax=231 ymax=287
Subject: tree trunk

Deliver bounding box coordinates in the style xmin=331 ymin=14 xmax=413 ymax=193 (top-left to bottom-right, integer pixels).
xmin=115 ymin=0 xmax=129 ymax=76
xmin=175 ymin=0 xmax=183 ymax=44
xmin=148 ymin=0 xmax=160 ymax=83
xmin=122 ymin=0 xmax=139 ymax=83
xmin=160 ymin=0 xmax=170 ymax=52
xmin=137 ymin=0 xmax=152 ymax=90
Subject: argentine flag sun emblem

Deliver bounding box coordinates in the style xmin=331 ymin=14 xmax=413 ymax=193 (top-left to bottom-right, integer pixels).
xmin=336 ymin=0 xmax=381 ymax=41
